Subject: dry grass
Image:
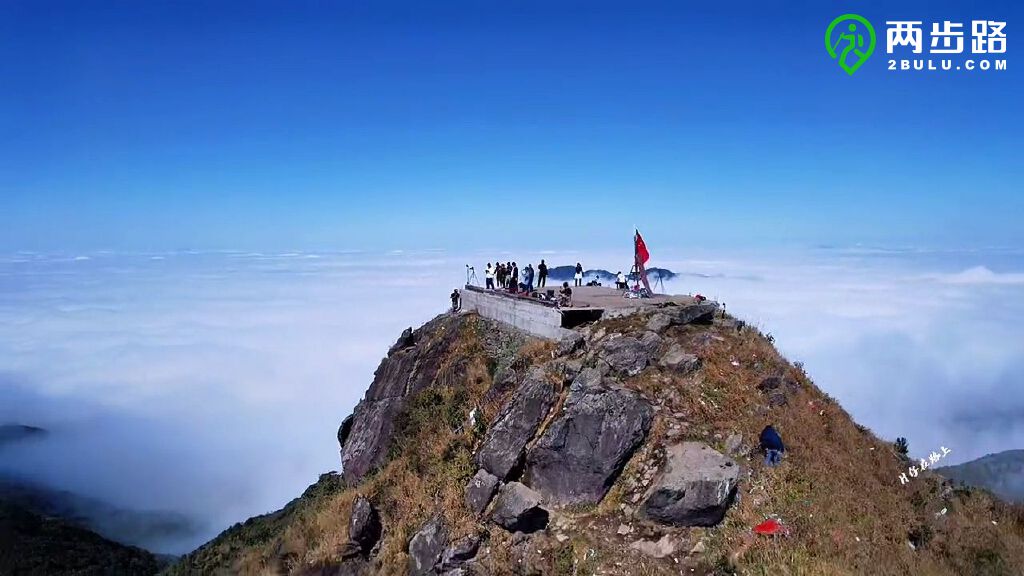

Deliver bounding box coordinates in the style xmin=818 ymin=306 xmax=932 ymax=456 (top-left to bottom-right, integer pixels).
xmin=641 ymin=316 xmax=1024 ymax=575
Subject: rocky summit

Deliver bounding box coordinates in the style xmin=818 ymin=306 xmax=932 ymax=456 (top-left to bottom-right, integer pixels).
xmin=166 ymin=302 xmax=1024 ymax=575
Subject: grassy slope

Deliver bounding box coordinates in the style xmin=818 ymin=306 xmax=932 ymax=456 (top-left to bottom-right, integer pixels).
xmin=580 ymin=313 xmax=1024 ymax=575
xmin=166 ymin=312 xmax=1024 ymax=576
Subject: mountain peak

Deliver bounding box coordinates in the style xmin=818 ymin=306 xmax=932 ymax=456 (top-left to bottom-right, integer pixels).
xmin=168 ymin=303 xmax=1024 ymax=575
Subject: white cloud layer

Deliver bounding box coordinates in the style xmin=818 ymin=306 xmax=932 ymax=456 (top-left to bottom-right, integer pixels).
xmin=0 ymin=247 xmax=1022 ymax=553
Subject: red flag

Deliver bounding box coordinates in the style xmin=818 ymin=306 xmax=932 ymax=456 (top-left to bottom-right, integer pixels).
xmin=635 ymin=229 xmax=650 ymax=265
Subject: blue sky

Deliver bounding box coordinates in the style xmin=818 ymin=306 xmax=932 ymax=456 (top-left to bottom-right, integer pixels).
xmin=1 ymin=0 xmax=1021 ymax=251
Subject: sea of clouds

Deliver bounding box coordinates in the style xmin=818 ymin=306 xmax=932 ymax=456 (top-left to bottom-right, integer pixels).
xmin=0 ymin=247 xmax=1022 ymax=553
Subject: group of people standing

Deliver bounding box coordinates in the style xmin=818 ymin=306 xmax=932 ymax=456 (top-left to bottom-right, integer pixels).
xmin=484 ymin=259 xmax=551 ymax=293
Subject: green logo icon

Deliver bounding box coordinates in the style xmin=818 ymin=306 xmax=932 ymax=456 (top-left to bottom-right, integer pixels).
xmin=826 ymin=14 xmax=876 ymax=75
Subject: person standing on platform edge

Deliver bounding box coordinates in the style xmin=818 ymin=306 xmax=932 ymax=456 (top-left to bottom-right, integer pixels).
xmin=537 ymin=259 xmax=548 ymax=287
xmin=525 ymin=264 xmax=534 ymax=293
xmin=485 ymin=263 xmax=494 ymax=289
xmin=511 ymin=262 xmax=519 ymax=292
xmin=574 ymin=262 xmax=584 ymax=287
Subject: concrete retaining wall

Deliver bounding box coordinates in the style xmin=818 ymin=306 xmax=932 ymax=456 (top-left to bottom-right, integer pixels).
xmin=461 ymin=288 xmax=575 ymax=340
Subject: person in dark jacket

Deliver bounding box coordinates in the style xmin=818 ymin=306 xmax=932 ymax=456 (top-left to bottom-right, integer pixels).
xmin=574 ymin=262 xmax=584 ymax=287
xmin=760 ymin=424 xmax=785 ymax=467
xmin=537 ymin=260 xmax=548 ymax=288
xmin=558 ymin=282 xmax=573 ymax=307
xmin=510 ymin=262 xmax=519 ymax=292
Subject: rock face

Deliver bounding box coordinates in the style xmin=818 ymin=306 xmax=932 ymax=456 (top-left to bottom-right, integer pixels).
xmin=408 ymin=516 xmax=448 ymax=576
xmin=464 ymin=469 xmax=500 ymax=516
xmin=724 ymin=433 xmax=744 ymax=456
xmin=666 ymin=303 xmax=718 ymax=326
xmin=337 ymin=415 xmax=354 ymax=452
xmin=389 ymin=327 xmax=415 ymax=355
xmin=641 ymin=442 xmax=739 ymax=527
xmin=659 ymin=344 xmax=701 ymax=373
xmin=600 ymin=335 xmax=653 ymax=376
xmin=348 ymin=496 xmax=381 ymax=555
xmin=475 ymin=368 xmax=556 ymax=480
xmin=757 ymin=375 xmax=801 ymax=407
xmin=439 ymin=534 xmax=483 ymax=571
xmin=340 ymin=316 xmax=463 ymax=484
xmin=341 ymin=398 xmax=404 ymax=483
xmin=556 ymin=332 xmax=584 ymax=357
xmin=629 ymin=534 xmax=678 ymax=559
xmin=646 ymin=313 xmax=672 ymax=333
xmin=490 ymin=482 xmax=549 ymax=533
xmin=527 ymin=369 xmax=653 ymax=505
xmin=639 ymin=331 xmax=662 ymax=355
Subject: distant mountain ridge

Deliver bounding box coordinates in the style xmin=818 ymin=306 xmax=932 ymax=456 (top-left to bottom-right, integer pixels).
xmin=0 ymin=499 xmax=160 ymax=575
xmin=1 ymin=423 xmax=198 ymax=561
xmin=0 ymin=424 xmax=48 ymax=447
xmin=0 ymin=475 xmax=198 ymax=554
xmin=938 ymin=450 xmax=1024 ymax=503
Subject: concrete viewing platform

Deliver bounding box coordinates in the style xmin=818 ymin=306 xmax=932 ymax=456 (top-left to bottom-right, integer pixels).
xmin=460 ymin=284 xmax=704 ymax=340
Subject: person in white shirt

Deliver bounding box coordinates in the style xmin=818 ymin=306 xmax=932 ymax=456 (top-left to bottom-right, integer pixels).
xmin=616 ymin=271 xmax=627 ymax=290
xmin=485 ymin=263 xmax=495 ymax=289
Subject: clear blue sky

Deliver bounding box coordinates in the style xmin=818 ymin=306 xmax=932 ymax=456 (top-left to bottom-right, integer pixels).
xmin=1 ymin=1 xmax=1021 ymax=251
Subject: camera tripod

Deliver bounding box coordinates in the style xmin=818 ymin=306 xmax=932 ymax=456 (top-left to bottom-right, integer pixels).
xmin=465 ymin=265 xmax=478 ymax=286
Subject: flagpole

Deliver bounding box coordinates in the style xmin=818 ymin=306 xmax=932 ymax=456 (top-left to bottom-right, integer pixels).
xmin=634 ymin=227 xmax=653 ymax=295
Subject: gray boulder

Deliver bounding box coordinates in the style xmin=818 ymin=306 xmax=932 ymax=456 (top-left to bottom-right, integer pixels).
xmin=724 ymin=433 xmax=744 ymax=456
xmin=464 ymin=469 xmax=500 ymax=516
xmin=757 ymin=375 xmax=801 ymax=407
xmin=476 ymin=368 xmax=556 ymax=480
xmin=556 ymin=332 xmax=585 ymax=357
xmin=667 ymin=303 xmax=718 ymax=326
xmin=639 ymin=331 xmax=663 ymax=355
xmin=439 ymin=533 xmax=484 ymax=571
xmin=490 ymin=482 xmax=549 ymax=533
xmin=527 ymin=373 xmax=653 ymax=505
xmin=641 ymin=442 xmax=739 ymax=527
xmin=389 ymin=327 xmax=415 ymax=355
xmin=646 ymin=313 xmax=672 ymax=333
xmin=659 ymin=344 xmax=701 ymax=373
xmin=600 ymin=335 xmax=652 ymax=376
xmin=408 ymin=516 xmax=448 ymax=575
xmin=628 ymin=534 xmax=678 ymax=559
xmin=348 ymin=496 xmax=381 ymax=554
